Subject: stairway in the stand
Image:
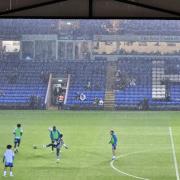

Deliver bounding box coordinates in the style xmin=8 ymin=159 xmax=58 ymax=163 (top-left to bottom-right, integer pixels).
xmin=104 ymin=90 xmax=115 ymax=110
xmin=152 ymin=60 xmax=166 ymax=99
xmin=104 ymin=62 xmax=117 ymax=110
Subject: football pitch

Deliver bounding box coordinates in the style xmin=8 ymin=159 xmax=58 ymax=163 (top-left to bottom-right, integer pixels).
xmin=0 ymin=110 xmax=180 ymax=180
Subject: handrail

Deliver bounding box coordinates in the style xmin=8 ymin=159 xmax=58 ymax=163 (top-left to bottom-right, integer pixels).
xmin=64 ymin=74 xmax=71 ymax=104
xmin=45 ymin=73 xmax=52 ymax=109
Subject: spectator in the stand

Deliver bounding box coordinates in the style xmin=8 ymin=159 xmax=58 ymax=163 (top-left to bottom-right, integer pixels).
xmin=138 ymin=98 xmax=149 ymax=110
xmin=29 ymin=95 xmax=37 ymax=109
xmin=114 ymin=70 xmax=132 ymax=90
xmin=53 ymin=86 xmax=59 ymax=96
xmin=57 ymin=94 xmax=64 ymax=110
xmin=85 ymin=81 xmax=91 ymax=90
xmin=98 ymin=98 xmax=104 ymax=106
xmin=114 ymin=77 xmax=121 ymax=90
xmin=115 ymin=70 xmax=121 ymax=78
xmin=25 ymin=56 xmax=32 ymax=60
xmin=163 ymin=78 xmax=171 ymax=101
xmin=54 ymin=85 xmax=63 ymax=97
xmin=59 ymin=85 xmax=63 ymax=95
xmin=79 ymin=93 xmax=86 ymax=101
xmin=129 ymin=78 xmax=136 ymax=87
xmin=93 ymin=97 xmax=99 ymax=105
xmin=75 ymin=92 xmax=81 ymax=100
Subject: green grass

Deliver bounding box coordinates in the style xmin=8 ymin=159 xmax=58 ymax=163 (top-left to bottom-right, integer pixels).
xmin=0 ymin=110 xmax=180 ymax=180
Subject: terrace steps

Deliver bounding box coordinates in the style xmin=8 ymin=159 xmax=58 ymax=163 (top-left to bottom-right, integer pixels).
xmin=104 ymin=91 xmax=115 ymax=110
xmin=104 ymin=62 xmax=116 ymax=110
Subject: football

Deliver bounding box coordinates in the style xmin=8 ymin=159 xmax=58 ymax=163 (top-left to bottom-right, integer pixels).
xmin=33 ymin=145 xmax=37 ymax=149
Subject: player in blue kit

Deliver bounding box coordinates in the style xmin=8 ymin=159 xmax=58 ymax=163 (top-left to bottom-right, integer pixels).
xmin=109 ymin=130 xmax=118 ymax=160
xmin=44 ymin=134 xmax=68 ymax=162
xmin=3 ymin=145 xmax=15 ymax=177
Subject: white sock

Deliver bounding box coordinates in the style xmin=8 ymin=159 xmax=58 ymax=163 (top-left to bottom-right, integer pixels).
xmin=10 ymin=171 xmax=13 ymax=176
xmin=3 ymin=171 xmax=7 ymax=176
xmin=57 ymin=156 xmax=60 ymax=160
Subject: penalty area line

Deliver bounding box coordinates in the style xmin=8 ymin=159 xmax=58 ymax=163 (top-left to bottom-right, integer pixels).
xmin=169 ymin=127 xmax=180 ymax=180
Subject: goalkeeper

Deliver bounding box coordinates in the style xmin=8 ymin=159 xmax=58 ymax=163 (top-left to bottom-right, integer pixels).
xmin=44 ymin=134 xmax=68 ymax=161
xmin=109 ymin=130 xmax=118 ymax=160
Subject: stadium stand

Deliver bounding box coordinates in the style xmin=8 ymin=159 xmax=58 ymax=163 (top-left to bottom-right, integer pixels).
xmin=114 ymin=57 xmax=152 ymax=110
xmin=0 ymin=60 xmax=47 ymax=109
xmin=65 ymin=61 xmax=106 ymax=109
xmin=120 ymin=20 xmax=180 ymax=36
xmin=1 ymin=19 xmax=180 ymax=110
xmin=114 ymin=56 xmax=180 ymax=110
xmin=0 ymin=59 xmax=106 ymax=109
xmin=1 ymin=57 xmax=180 ymax=110
xmin=1 ymin=56 xmax=180 ymax=110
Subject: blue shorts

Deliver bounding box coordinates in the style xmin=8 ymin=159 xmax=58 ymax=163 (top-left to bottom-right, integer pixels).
xmin=5 ymin=162 xmax=13 ymax=167
xmin=14 ymin=138 xmax=21 ymax=145
xmin=112 ymin=144 xmax=117 ymax=150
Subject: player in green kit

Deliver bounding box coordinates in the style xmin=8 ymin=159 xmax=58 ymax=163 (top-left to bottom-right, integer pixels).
xmin=109 ymin=130 xmax=118 ymax=160
xmin=13 ymin=124 xmax=23 ymax=153
xmin=47 ymin=126 xmax=61 ymax=152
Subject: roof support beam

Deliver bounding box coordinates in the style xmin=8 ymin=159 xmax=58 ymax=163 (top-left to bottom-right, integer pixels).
xmin=0 ymin=0 xmax=68 ymax=16
xmin=115 ymin=0 xmax=180 ymax=16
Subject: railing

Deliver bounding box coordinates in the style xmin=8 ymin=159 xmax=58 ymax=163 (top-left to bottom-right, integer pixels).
xmin=64 ymin=74 xmax=71 ymax=105
xmin=44 ymin=73 xmax=52 ymax=109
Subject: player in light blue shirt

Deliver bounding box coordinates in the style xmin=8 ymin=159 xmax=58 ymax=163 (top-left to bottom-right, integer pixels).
xmin=3 ymin=145 xmax=15 ymax=177
xmin=109 ymin=130 xmax=118 ymax=160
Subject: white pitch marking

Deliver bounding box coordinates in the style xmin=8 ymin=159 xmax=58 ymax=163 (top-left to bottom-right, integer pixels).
xmin=169 ymin=127 xmax=180 ymax=180
xmin=110 ymin=151 xmax=150 ymax=180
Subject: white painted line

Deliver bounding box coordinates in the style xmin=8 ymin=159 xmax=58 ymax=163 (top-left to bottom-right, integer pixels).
xmin=169 ymin=127 xmax=180 ymax=180
xmin=110 ymin=151 xmax=150 ymax=180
